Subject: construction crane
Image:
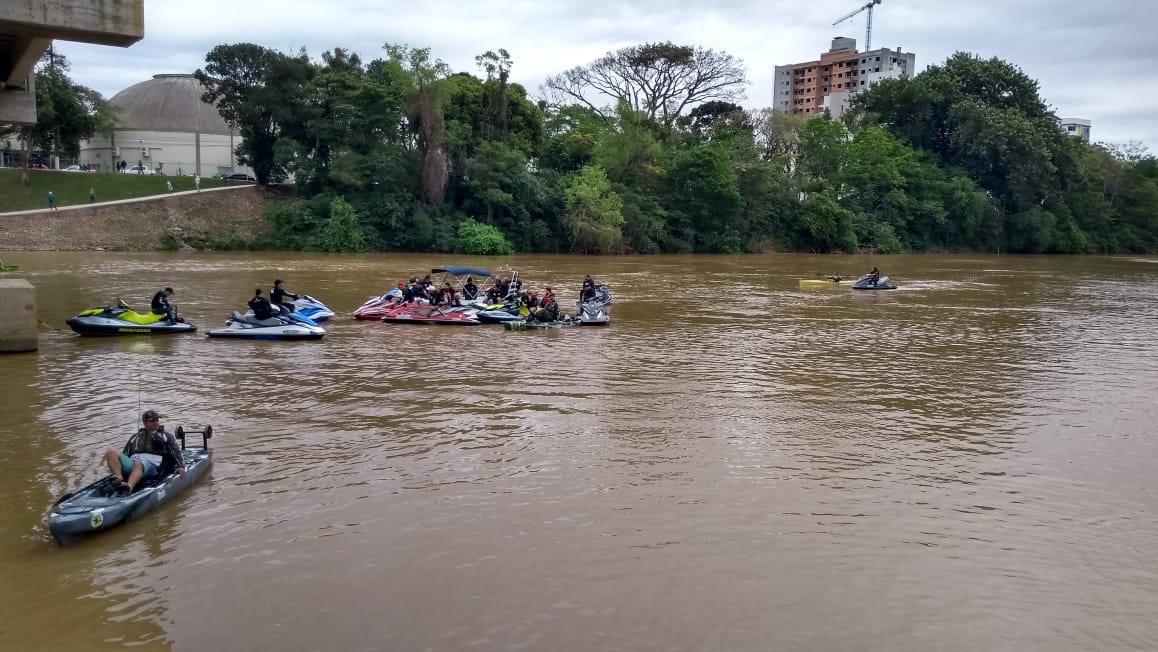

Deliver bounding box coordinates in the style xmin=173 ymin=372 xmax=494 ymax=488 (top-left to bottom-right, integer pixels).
xmin=833 ymin=0 xmax=883 ymax=52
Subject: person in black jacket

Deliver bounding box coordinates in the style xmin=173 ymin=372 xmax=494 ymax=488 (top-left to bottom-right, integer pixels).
xmin=102 ymin=409 xmax=186 ymax=495
xmin=151 ymin=287 xmax=176 ymax=322
xmin=270 ymin=279 xmax=299 ymax=314
xmin=248 ymin=288 xmax=275 ymax=320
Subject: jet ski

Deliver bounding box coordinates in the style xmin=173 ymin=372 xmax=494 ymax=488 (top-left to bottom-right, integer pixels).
xmin=577 ymin=300 xmax=610 ymax=325
xmin=207 ymin=305 xmax=326 ymax=340
xmin=851 ymin=274 xmax=898 ymax=290
xmin=475 ymin=300 xmax=526 ymax=323
xmin=381 ymin=302 xmax=481 ymax=325
xmin=291 ymin=295 xmax=334 ymax=322
xmin=47 ymin=425 xmax=214 ymax=547
xmin=66 ymin=299 xmax=196 ymax=336
xmin=354 ymin=289 xmax=404 ymax=320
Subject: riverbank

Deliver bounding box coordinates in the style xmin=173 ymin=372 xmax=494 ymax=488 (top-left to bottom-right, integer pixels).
xmin=0 ymin=185 xmax=270 ymax=251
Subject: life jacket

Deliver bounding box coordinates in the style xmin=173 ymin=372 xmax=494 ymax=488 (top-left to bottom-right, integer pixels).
xmin=249 ymin=296 xmax=273 ymax=320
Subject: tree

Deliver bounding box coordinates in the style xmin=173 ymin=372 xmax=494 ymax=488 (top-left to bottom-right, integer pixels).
xmin=379 ymin=44 xmax=453 ymax=205
xmin=196 ymin=43 xmax=315 ymax=184
xmin=542 ymin=42 xmax=748 ymax=129
xmin=751 ymin=109 xmax=805 ymax=171
xmin=851 ymin=52 xmax=1077 ymax=214
xmin=4 ymin=49 xmax=114 ymax=183
xmin=318 ymin=196 xmax=366 ymax=252
xmin=563 ymin=164 xmax=625 ymax=253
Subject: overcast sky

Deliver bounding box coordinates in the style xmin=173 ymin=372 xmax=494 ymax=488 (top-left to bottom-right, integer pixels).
xmin=55 ymin=0 xmax=1157 ymax=148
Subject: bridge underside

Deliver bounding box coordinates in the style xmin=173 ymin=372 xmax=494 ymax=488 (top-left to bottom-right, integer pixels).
xmin=0 ymin=1 xmax=143 ymax=126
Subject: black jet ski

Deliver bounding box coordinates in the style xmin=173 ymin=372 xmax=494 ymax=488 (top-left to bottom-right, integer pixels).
xmin=47 ymin=425 xmax=214 ymax=546
xmin=475 ymin=301 xmax=525 ymax=323
xmin=66 ymin=299 xmax=196 ymax=336
xmin=851 ymin=274 xmax=898 ymax=290
xmin=206 ymin=306 xmax=326 ymax=340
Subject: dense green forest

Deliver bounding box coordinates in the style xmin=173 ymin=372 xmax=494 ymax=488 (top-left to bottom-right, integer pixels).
xmin=188 ymin=42 xmax=1157 ymax=254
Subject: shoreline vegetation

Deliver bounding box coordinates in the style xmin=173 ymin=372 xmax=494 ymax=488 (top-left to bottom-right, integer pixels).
xmin=7 ymin=44 xmax=1157 ymax=255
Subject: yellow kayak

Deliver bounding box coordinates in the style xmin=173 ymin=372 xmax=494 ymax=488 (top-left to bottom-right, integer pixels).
xmin=799 ymin=278 xmax=853 ymax=287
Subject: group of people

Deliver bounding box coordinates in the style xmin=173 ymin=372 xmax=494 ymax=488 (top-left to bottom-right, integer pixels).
xmin=147 ymin=281 xmax=300 ymax=323
xmin=247 ymin=280 xmax=299 ymax=320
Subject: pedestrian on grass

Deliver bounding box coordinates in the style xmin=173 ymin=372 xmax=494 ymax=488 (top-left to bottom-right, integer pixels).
xmin=166 ymin=179 xmax=173 ymax=193
xmin=193 ymin=174 xmax=200 ymax=192
xmin=47 ymin=191 xmax=57 ymax=211
xmin=89 ymin=188 xmax=95 ymax=203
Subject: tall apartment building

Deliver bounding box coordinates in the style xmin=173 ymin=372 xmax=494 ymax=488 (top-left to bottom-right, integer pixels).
xmin=773 ymin=37 xmax=916 ymax=120
xmin=1059 ymin=118 xmax=1092 ymax=143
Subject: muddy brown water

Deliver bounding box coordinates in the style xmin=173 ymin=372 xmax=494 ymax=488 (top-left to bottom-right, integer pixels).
xmin=1 ymin=252 xmax=1157 ymax=651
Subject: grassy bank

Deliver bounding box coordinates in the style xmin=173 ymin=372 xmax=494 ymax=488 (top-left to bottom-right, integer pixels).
xmin=0 ymin=168 xmax=240 ymax=212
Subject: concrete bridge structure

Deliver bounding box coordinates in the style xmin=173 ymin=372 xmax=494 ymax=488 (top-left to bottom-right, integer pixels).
xmin=0 ymin=0 xmax=144 ymax=126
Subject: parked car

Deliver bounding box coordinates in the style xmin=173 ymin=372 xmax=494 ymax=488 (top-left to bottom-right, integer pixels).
xmin=27 ymin=163 xmax=49 ymax=170
xmin=121 ymin=166 xmax=155 ymax=175
xmin=222 ymin=173 xmax=256 ymax=182
xmin=64 ymin=165 xmax=93 ymax=172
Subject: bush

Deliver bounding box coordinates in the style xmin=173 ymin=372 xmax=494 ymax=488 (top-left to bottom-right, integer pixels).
xmin=457 ymin=218 xmax=514 ymax=255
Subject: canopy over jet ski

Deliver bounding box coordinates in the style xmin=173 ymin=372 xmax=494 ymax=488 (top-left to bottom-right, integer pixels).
xmin=66 ymin=299 xmax=196 ymax=336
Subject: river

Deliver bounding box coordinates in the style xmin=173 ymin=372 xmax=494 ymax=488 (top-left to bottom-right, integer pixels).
xmin=1 ymin=251 xmax=1157 ymax=651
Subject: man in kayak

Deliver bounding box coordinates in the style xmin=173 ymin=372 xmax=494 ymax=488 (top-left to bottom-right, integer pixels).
xmin=248 ymin=288 xmax=275 ymax=320
xmin=103 ymin=410 xmax=186 ymax=495
xmin=270 ymin=279 xmax=299 ymax=314
xmin=151 ymin=287 xmax=176 ymax=323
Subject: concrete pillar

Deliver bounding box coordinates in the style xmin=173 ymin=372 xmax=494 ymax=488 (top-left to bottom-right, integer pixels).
xmin=0 ymin=278 xmax=38 ymax=352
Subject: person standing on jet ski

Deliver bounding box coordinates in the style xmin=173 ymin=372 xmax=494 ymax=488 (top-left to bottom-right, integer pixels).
xmin=580 ymin=275 xmax=597 ymax=302
xmin=151 ymin=287 xmax=176 ymax=323
xmin=248 ymin=288 xmax=275 ymax=320
xmin=270 ymin=279 xmax=299 ymax=314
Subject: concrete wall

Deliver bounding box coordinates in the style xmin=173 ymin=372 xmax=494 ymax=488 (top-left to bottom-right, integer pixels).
xmin=0 ymin=0 xmax=144 ymax=46
xmin=0 ymin=278 xmax=38 ymax=352
xmin=0 ymin=1 xmax=144 ymax=125
xmin=80 ymin=129 xmax=252 ymax=177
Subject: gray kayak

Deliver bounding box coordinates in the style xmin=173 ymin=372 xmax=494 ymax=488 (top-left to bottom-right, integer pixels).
xmin=48 ymin=426 xmax=214 ymax=546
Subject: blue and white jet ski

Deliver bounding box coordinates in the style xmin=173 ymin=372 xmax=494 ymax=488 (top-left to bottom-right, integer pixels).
xmin=207 ymin=306 xmax=326 ymax=340
xmin=291 ymin=295 xmax=334 ymax=322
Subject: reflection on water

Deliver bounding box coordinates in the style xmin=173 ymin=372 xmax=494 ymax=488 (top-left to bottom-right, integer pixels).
xmin=1 ymin=252 xmax=1157 ymax=651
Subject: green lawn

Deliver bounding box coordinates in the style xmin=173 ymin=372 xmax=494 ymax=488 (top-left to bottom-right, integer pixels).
xmin=0 ymin=168 xmax=232 ymax=212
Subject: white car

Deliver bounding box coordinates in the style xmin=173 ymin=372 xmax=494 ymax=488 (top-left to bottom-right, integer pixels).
xmin=122 ymin=165 xmax=155 ymax=175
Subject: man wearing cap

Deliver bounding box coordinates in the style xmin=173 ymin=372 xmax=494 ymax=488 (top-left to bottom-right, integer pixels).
xmin=103 ymin=410 xmax=186 ymax=495
xmin=151 ymin=287 xmax=176 ymax=323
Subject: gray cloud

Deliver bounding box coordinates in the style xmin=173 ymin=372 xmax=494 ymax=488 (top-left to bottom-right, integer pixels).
xmin=53 ymin=0 xmax=1157 ymax=148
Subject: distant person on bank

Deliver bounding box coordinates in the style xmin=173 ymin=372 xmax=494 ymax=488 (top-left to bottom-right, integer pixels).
xmin=194 ymin=174 xmax=201 ymax=191
xmin=47 ymin=191 xmax=57 ymax=211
